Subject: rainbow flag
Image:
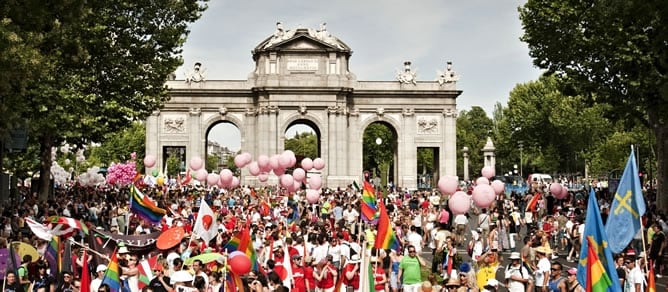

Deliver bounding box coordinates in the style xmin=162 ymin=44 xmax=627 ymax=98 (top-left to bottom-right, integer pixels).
xmin=360 ymin=181 xmax=378 ymax=223
xmin=648 ymin=260 xmax=656 ymax=292
xmin=101 ymin=250 xmax=121 ymax=292
xmin=129 ymin=185 xmax=166 ymax=224
xmin=374 ymin=200 xmax=400 ymax=251
xmin=44 ymin=236 xmax=60 ymax=277
xmin=223 ymin=225 xmax=261 ymax=272
xmin=586 ymin=237 xmax=612 ymax=292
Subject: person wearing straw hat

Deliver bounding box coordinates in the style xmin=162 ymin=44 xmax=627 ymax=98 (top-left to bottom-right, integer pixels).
xmin=504 ymin=252 xmax=529 ymax=292
xmin=534 ymin=246 xmax=551 ymax=292
xmin=443 ymin=277 xmax=460 ymax=291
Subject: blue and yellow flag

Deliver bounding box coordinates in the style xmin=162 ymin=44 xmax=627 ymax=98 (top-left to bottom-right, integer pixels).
xmin=577 ymin=188 xmax=620 ymax=291
xmin=604 ymin=148 xmax=646 ymax=253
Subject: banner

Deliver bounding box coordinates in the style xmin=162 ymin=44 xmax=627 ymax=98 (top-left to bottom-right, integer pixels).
xmin=90 ymin=229 xmax=161 ymax=255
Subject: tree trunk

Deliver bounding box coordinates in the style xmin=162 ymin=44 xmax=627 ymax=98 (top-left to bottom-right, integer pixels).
xmin=652 ymin=117 xmax=668 ymax=213
xmin=38 ymin=134 xmax=54 ymax=202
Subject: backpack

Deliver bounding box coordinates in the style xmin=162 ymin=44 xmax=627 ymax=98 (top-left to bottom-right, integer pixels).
xmin=505 ymin=263 xmax=529 ymax=288
xmin=342 ymin=242 xmax=358 ymax=259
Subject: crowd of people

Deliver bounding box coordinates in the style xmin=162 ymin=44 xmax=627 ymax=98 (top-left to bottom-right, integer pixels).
xmin=0 ymin=179 xmax=665 ymax=292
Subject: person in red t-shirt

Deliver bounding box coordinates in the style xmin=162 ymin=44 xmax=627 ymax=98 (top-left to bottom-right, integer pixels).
xmin=303 ymin=257 xmax=317 ymax=292
xmin=291 ymin=255 xmax=306 ymax=292
xmin=314 ymin=255 xmax=337 ymax=292
xmin=342 ymin=255 xmax=361 ymax=291
xmin=372 ymin=257 xmax=387 ymax=292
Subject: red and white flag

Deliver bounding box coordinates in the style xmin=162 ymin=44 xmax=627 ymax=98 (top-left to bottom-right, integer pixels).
xmin=193 ymin=199 xmax=218 ymax=244
xmin=25 ymin=218 xmax=53 ymax=241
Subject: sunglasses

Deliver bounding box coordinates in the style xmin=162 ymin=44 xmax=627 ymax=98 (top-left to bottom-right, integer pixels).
xmin=551 ymin=268 xmax=561 ymax=271
xmin=408 ymin=250 xmax=416 ymax=253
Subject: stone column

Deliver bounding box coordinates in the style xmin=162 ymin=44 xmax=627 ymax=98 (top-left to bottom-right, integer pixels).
xmin=401 ymin=108 xmax=416 ymax=190
xmin=443 ymin=108 xmax=457 ymax=176
xmin=188 ymin=108 xmax=202 ymax=164
xmin=146 ymin=110 xmax=161 ymax=171
xmin=327 ymin=106 xmax=338 ymax=186
xmin=269 ymin=106 xmax=279 ymax=155
xmin=462 ymin=147 xmax=470 ymax=181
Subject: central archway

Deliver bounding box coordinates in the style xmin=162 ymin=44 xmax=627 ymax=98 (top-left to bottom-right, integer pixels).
xmin=284 ymin=119 xmax=322 ymax=165
xmin=362 ymin=121 xmax=398 ymax=190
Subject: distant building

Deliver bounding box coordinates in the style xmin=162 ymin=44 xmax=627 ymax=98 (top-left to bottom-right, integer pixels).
xmin=206 ymin=141 xmax=235 ymax=169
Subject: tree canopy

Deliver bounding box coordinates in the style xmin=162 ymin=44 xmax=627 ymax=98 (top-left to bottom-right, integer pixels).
xmin=520 ymin=0 xmax=668 ymax=210
xmin=0 ymin=0 xmax=208 ymax=199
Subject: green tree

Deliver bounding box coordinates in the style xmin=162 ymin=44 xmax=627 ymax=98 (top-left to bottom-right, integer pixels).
xmin=88 ymin=122 xmax=146 ymax=169
xmin=1 ymin=1 xmax=207 ymax=200
xmin=165 ymin=153 xmax=180 ymax=178
xmin=363 ymin=122 xmax=395 ymax=184
xmin=456 ymin=106 xmax=494 ymax=179
xmin=284 ymin=132 xmax=318 ymax=160
xmin=206 ymin=153 xmax=220 ymax=173
xmin=520 ymin=0 xmax=668 ymax=209
xmin=417 ymin=148 xmax=434 ymax=175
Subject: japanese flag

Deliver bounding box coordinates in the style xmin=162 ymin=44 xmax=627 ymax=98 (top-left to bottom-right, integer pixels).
xmin=193 ymin=199 xmax=218 ymax=244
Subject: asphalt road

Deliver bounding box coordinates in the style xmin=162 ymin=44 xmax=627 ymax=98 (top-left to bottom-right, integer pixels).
xmin=418 ymin=212 xmax=667 ymax=291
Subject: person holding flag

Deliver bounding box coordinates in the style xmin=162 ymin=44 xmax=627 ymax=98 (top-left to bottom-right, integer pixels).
xmin=605 ymin=148 xmax=646 ymax=254
xmin=577 ymin=188 xmax=620 ymax=291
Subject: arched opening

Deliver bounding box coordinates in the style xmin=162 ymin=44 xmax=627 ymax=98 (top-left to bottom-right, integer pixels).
xmin=284 ymin=119 xmax=321 ymax=165
xmin=363 ymin=122 xmax=398 ymax=190
xmin=205 ymin=121 xmax=241 ymax=173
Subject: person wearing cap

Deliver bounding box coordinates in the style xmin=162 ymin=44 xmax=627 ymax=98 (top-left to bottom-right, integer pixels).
xmin=291 ymin=254 xmax=306 ymax=292
xmin=481 ymin=279 xmax=499 ymax=292
xmin=90 ymin=264 xmax=107 ymax=292
xmin=148 ymin=262 xmax=172 ymax=292
xmin=504 ymin=252 xmax=529 ymax=292
xmin=534 ymin=246 xmax=551 ymax=292
xmin=547 ymin=262 xmax=566 ymax=292
xmin=342 ymin=254 xmax=361 ymax=292
xmin=564 ymin=268 xmax=584 ymax=292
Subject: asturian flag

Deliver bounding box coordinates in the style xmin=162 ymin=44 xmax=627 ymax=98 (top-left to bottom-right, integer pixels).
xmin=193 ymin=199 xmax=218 ymax=244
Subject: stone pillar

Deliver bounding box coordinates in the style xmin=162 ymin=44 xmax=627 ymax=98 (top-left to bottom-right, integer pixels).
xmin=188 ymin=108 xmax=202 ymax=164
xmin=327 ymin=106 xmax=338 ymax=186
xmin=401 ymin=108 xmax=416 ymax=189
xmin=482 ymin=137 xmax=496 ymax=169
xmin=443 ymin=108 xmax=457 ymax=176
xmin=462 ymin=147 xmax=470 ymax=182
xmin=269 ymin=106 xmax=279 ymax=155
xmin=146 ymin=110 xmax=161 ymax=171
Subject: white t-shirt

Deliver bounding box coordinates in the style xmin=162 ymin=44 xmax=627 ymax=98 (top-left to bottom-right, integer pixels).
xmin=534 ymin=257 xmax=551 ymax=288
xmin=343 ymin=209 xmax=359 ymax=223
xmin=312 ymin=244 xmax=329 ymax=263
xmin=505 ymin=264 xmax=529 ymax=292
xmin=454 ymin=214 xmax=468 ymax=226
xmin=407 ymin=232 xmax=423 ymax=253
xmin=624 ymin=266 xmax=644 ymax=292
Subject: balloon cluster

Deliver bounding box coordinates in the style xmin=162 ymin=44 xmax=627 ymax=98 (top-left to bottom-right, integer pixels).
xmin=78 ymin=167 xmax=106 ymax=187
xmin=186 ymin=156 xmax=240 ymax=189
xmin=549 ymin=182 xmax=569 ymax=199
xmin=235 ymin=151 xmax=326 ymax=198
xmin=441 ymin=166 xmax=506 ymax=215
xmin=106 ymin=161 xmax=138 ymax=186
xmin=51 ymin=162 xmax=71 ymax=186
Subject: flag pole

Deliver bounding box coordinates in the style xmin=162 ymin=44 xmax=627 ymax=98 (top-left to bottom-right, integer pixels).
xmin=640 ymin=216 xmax=649 ymax=273
xmin=127 ymin=186 xmax=134 ymax=235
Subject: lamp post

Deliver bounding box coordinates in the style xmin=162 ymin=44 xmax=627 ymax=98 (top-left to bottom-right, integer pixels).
xmin=518 ymin=141 xmax=524 ymax=178
xmin=462 ymin=147 xmax=469 ymax=181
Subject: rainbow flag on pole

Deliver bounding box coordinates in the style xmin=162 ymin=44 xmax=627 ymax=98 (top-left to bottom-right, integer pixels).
xmin=360 ymin=181 xmax=378 ymax=223
xmin=129 ymin=185 xmax=166 ymax=224
xmin=223 ymin=225 xmax=261 ymax=272
xmin=101 ymin=250 xmax=121 ymax=292
xmin=586 ymin=237 xmax=613 ymax=292
xmin=374 ymin=200 xmax=400 ymax=251
xmin=44 ymin=236 xmax=60 ymax=277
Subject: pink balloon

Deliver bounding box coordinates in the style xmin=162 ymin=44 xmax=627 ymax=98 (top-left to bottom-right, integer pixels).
xmin=449 ymin=191 xmax=470 ymax=215
xmin=549 ymin=183 xmax=562 ymax=195
xmin=230 ymin=176 xmax=240 ymax=189
xmin=189 ymin=157 xmax=204 ymax=171
xmin=301 ymin=158 xmax=314 ymax=171
xmin=220 ymin=169 xmax=233 ymax=184
xmin=561 ymin=185 xmax=569 ymax=198
xmin=279 ymin=153 xmax=292 ymax=169
xmin=258 ymin=173 xmax=269 ymax=182
xmin=472 ymin=184 xmax=496 ymax=208
xmin=207 ymin=173 xmax=220 ymax=186
xmin=554 ymin=185 xmax=568 ymax=200
xmin=143 ymin=155 xmax=156 ymax=168
xmin=273 ymin=167 xmax=285 ymax=176
xmin=269 ymin=155 xmax=281 ymax=170
xmin=241 ymin=152 xmax=252 ymax=164
xmin=306 ymin=189 xmax=320 ymax=204
xmin=293 ymin=168 xmax=306 ymax=182
xmin=195 ymin=169 xmax=208 ymax=181
xmin=313 ymin=158 xmax=325 ymax=170
xmin=234 ymin=155 xmax=247 ymax=168
xmin=280 ymin=174 xmax=294 ymax=188
xmin=476 ymin=177 xmax=490 ymax=185
xmin=217 ymin=177 xmax=227 ymax=188
xmin=438 ymin=176 xmax=459 ymax=195
xmin=284 ymin=150 xmax=297 ymax=168
xmin=257 ymin=155 xmax=270 ymax=171
xmin=309 ymin=174 xmax=322 ymax=190
xmin=481 ymin=166 xmax=495 ymax=179
xmin=491 ymin=180 xmax=505 ymax=195
xmin=248 ymin=161 xmax=261 ymax=176
xmin=291 ymin=181 xmax=301 ymax=192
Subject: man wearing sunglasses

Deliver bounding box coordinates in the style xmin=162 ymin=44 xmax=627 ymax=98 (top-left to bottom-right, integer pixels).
xmin=397 ymin=245 xmax=425 ymax=292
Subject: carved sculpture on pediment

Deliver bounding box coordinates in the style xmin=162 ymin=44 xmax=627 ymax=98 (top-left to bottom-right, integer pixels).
xmin=417 ymin=118 xmax=438 ymax=134
xmin=164 ymin=117 xmax=186 ymax=133
xmin=185 ymin=62 xmax=206 ymax=84
xmin=265 ymin=22 xmax=296 ymax=49
xmin=436 ymin=61 xmax=459 ymax=86
xmin=402 ymin=108 xmax=415 ymax=117
xmin=397 ymin=61 xmax=417 ymax=85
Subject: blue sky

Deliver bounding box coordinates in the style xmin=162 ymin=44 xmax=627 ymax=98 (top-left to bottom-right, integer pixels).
xmin=180 ymin=0 xmax=543 ymax=150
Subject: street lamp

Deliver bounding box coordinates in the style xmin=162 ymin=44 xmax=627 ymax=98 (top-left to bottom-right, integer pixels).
xmin=518 ymin=141 xmax=524 ymax=178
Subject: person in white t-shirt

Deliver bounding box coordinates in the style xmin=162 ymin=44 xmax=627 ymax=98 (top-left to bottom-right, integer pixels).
xmin=534 ymin=246 xmax=551 ymax=291
xmin=406 ymin=226 xmax=423 ymax=254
